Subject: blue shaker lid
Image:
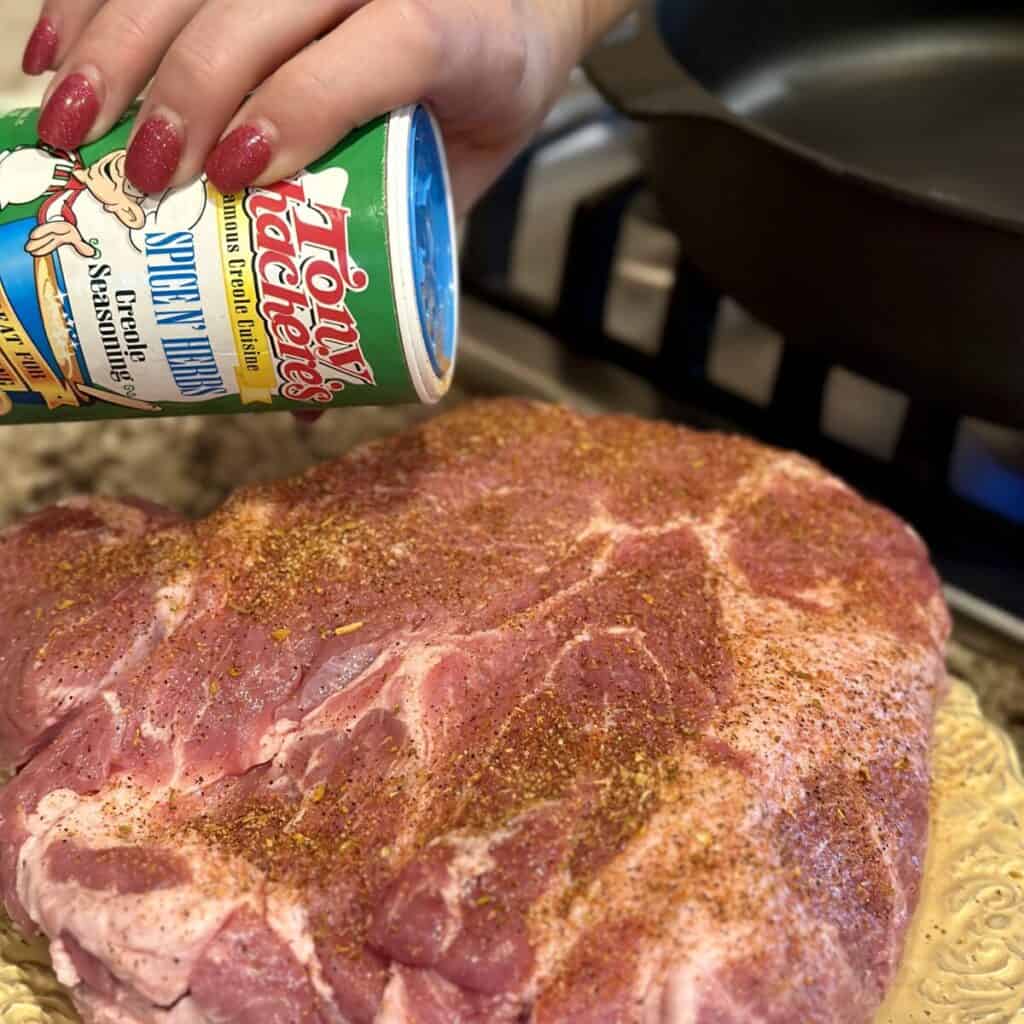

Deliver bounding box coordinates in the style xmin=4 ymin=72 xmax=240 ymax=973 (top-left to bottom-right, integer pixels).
xmin=408 ymin=107 xmax=456 ymax=379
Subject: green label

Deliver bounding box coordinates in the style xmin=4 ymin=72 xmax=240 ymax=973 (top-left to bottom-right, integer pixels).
xmin=0 ymin=105 xmax=413 ymax=424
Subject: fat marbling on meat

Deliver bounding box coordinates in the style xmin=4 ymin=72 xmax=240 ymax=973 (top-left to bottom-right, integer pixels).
xmin=0 ymin=400 xmax=950 ymax=1023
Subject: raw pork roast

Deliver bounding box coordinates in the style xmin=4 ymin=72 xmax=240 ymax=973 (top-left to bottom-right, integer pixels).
xmin=0 ymin=400 xmax=949 ymax=1023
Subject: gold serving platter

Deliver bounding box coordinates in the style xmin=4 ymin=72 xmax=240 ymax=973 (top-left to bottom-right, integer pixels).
xmin=0 ymin=681 xmax=1020 ymax=1023
xmin=879 ymin=680 xmax=1024 ymax=1024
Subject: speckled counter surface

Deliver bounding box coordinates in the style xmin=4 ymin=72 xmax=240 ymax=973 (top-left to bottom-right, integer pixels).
xmin=0 ymin=402 xmax=449 ymax=523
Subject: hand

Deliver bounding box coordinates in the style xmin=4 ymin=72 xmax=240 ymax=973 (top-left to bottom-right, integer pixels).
xmin=24 ymin=0 xmax=635 ymax=214
xmin=25 ymin=221 xmax=96 ymax=258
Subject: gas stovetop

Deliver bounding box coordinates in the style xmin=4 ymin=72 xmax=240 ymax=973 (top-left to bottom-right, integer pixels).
xmin=460 ymin=73 xmax=1024 ymax=620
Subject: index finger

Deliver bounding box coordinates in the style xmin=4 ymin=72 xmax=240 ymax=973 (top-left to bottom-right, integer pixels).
xmin=205 ymin=0 xmax=455 ymax=193
xmin=22 ymin=1 xmax=105 ymax=75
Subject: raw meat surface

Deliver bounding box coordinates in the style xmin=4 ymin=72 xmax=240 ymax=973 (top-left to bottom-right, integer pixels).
xmin=0 ymin=400 xmax=950 ymax=1023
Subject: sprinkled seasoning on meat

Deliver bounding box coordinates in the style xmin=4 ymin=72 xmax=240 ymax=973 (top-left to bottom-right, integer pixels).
xmin=0 ymin=399 xmax=949 ymax=1023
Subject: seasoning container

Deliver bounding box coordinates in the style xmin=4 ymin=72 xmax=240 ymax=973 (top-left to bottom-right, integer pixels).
xmin=0 ymin=103 xmax=457 ymax=424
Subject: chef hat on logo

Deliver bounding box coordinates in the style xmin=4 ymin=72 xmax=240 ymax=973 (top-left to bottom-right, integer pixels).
xmin=0 ymin=147 xmax=71 ymax=211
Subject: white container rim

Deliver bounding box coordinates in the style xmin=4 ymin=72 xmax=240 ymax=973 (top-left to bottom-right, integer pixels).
xmin=385 ymin=105 xmax=459 ymax=405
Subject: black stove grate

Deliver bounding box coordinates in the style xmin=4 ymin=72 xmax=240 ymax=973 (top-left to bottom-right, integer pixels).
xmin=462 ymin=113 xmax=1024 ymax=617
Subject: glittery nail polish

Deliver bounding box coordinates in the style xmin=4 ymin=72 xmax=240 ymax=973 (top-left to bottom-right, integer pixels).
xmin=205 ymin=124 xmax=272 ymax=194
xmin=22 ymin=17 xmax=58 ymax=76
xmin=126 ymin=117 xmax=183 ymax=193
xmin=38 ymin=73 xmax=100 ymax=150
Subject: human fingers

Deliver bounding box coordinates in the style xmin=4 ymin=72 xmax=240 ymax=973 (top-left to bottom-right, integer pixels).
xmin=125 ymin=0 xmax=368 ymax=193
xmin=36 ymin=0 xmax=204 ymax=150
xmin=204 ymin=0 xmax=505 ymax=195
xmin=22 ymin=0 xmax=105 ymax=76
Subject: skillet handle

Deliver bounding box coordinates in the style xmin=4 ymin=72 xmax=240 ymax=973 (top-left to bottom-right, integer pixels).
xmin=584 ymin=1 xmax=730 ymax=121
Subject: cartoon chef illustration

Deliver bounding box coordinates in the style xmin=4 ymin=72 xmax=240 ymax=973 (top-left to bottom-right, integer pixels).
xmin=0 ymin=140 xmax=210 ymax=414
xmin=0 ymin=141 xmax=207 ymax=253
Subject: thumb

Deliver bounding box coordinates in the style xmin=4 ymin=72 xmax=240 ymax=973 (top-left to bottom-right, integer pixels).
xmin=73 ymin=236 xmax=96 ymax=257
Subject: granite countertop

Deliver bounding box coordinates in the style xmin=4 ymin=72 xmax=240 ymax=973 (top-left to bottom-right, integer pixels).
xmin=0 ymin=406 xmax=447 ymax=524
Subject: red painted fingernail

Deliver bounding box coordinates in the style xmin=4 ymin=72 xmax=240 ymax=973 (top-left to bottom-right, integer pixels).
xmin=205 ymin=124 xmax=271 ymax=194
xmin=126 ymin=117 xmax=182 ymax=193
xmin=38 ymin=73 xmax=99 ymax=149
xmin=23 ymin=17 xmax=58 ymax=76
xmin=293 ymin=410 xmax=324 ymax=424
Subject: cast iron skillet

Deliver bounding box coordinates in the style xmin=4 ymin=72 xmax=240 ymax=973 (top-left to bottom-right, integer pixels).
xmin=586 ymin=1 xmax=1024 ymax=428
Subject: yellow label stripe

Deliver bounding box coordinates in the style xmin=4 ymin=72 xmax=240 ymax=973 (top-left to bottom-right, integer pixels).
xmin=210 ymin=184 xmax=277 ymax=405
